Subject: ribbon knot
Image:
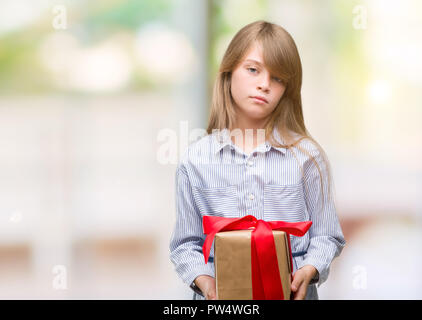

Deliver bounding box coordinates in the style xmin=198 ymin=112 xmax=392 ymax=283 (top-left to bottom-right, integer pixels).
xmin=202 ymin=215 xmax=312 ymax=300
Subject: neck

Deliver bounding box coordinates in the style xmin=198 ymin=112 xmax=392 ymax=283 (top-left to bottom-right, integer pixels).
xmin=233 ymin=115 xmax=268 ymax=132
xmin=231 ymin=114 xmax=268 ymax=141
xmin=230 ymin=124 xmax=268 ymax=150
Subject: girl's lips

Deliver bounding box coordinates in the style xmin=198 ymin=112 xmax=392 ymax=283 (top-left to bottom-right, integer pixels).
xmin=250 ymin=96 xmax=268 ymax=104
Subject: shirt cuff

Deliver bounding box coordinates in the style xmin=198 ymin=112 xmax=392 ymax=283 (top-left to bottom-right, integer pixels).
xmin=190 ymin=281 xmax=205 ymax=297
xmin=184 ymin=263 xmax=215 ymax=292
xmin=296 ymin=256 xmax=327 ymax=288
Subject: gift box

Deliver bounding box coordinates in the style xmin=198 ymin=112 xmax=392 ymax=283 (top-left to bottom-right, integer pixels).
xmin=214 ymin=229 xmax=291 ymax=300
xmin=202 ymin=215 xmax=312 ymax=300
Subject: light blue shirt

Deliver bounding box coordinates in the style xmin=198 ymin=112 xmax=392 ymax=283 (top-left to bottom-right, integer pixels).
xmin=169 ymin=128 xmax=346 ymax=300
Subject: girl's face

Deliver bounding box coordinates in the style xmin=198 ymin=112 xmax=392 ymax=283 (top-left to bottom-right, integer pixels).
xmin=230 ymin=42 xmax=286 ymax=127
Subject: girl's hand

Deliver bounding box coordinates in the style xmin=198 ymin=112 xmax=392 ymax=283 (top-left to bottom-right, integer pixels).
xmin=291 ymin=265 xmax=318 ymax=300
xmin=194 ymin=275 xmax=217 ymax=300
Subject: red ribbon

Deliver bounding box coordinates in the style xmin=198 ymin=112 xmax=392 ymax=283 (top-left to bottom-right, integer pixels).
xmin=202 ymin=215 xmax=312 ymax=300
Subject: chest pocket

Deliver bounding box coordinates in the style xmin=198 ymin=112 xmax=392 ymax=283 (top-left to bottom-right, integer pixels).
xmin=263 ymin=183 xmax=306 ymax=222
xmin=196 ymin=185 xmax=239 ymax=218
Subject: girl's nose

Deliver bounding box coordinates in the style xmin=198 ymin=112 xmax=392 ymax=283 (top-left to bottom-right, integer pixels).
xmin=257 ymin=74 xmax=271 ymax=92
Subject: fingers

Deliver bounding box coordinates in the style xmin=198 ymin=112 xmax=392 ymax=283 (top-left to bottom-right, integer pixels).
xmin=293 ymin=282 xmax=307 ymax=300
xmin=291 ymin=271 xmax=307 ymax=300
xmin=291 ymin=272 xmax=304 ymax=293
xmin=206 ymin=289 xmax=217 ymax=300
xmin=207 ymin=294 xmax=217 ymax=300
xmin=196 ymin=276 xmax=216 ymax=300
xmin=205 ymin=283 xmax=217 ymax=300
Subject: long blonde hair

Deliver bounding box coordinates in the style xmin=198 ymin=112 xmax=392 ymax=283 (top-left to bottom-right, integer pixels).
xmin=206 ymin=20 xmax=335 ymax=213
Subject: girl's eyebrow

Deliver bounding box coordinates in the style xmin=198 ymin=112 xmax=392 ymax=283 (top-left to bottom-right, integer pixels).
xmin=244 ymin=59 xmax=264 ymax=66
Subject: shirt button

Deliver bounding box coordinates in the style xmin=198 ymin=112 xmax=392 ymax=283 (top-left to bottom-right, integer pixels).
xmin=247 ymin=160 xmax=254 ymax=167
xmin=248 ymin=193 xmax=255 ymax=200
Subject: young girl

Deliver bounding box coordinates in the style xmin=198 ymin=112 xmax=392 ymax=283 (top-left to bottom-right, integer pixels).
xmin=169 ymin=20 xmax=346 ymax=300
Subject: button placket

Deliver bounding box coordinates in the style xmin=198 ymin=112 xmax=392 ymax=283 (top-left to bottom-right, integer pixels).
xmin=245 ymin=158 xmax=253 ymax=205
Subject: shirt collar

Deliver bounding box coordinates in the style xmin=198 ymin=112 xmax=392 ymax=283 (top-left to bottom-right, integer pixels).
xmin=212 ymin=127 xmax=287 ymax=155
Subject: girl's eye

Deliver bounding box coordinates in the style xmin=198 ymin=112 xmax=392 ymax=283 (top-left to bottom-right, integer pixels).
xmin=248 ymin=67 xmax=282 ymax=83
xmin=247 ymin=67 xmax=258 ymax=73
xmin=247 ymin=67 xmax=283 ymax=84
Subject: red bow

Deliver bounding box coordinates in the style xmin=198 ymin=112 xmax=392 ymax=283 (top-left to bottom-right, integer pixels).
xmin=202 ymin=215 xmax=312 ymax=300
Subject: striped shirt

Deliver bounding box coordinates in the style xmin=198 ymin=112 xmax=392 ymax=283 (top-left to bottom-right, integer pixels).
xmin=169 ymin=128 xmax=346 ymax=300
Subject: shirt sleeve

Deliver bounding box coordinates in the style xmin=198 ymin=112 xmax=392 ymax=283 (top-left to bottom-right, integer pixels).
xmin=296 ymin=146 xmax=346 ymax=288
xmin=169 ymin=163 xmax=214 ymax=290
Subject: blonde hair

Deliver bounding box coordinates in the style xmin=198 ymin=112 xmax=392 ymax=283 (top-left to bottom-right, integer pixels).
xmin=206 ymin=20 xmax=335 ymax=213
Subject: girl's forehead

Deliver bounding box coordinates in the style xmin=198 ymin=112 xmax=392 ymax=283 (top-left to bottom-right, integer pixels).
xmin=242 ymin=43 xmax=264 ymax=62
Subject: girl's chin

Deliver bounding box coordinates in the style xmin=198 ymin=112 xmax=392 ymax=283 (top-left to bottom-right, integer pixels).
xmin=241 ymin=114 xmax=271 ymax=124
xmin=235 ymin=105 xmax=271 ymax=120
xmin=245 ymin=108 xmax=270 ymax=119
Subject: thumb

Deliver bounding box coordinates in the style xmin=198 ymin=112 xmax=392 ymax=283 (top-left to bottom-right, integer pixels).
xmin=207 ymin=291 xmax=217 ymax=300
xmin=206 ymin=286 xmax=217 ymax=300
xmin=291 ymin=273 xmax=303 ymax=292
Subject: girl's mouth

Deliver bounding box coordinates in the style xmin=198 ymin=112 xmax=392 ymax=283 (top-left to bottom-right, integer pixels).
xmin=250 ymin=96 xmax=268 ymax=104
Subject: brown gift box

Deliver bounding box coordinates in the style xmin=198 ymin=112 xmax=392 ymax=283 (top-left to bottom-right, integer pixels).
xmin=214 ymin=230 xmax=292 ymax=300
